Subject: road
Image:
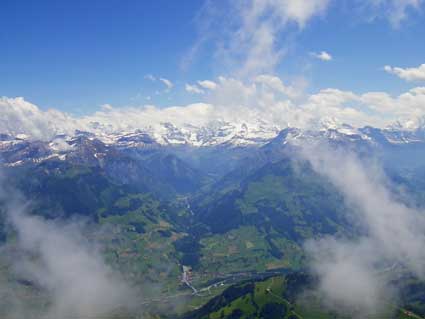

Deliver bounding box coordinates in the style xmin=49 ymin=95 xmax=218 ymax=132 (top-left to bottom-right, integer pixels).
xmin=182 ymin=266 xmax=198 ymax=294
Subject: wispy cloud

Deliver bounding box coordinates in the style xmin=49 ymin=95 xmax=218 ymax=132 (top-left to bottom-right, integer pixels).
xmin=185 ymin=0 xmax=331 ymax=77
xmin=185 ymin=83 xmax=205 ymax=94
xmin=297 ymin=142 xmax=425 ymax=315
xmin=144 ymin=74 xmax=156 ymax=81
xmin=0 ymin=178 xmax=136 ymax=318
xmin=198 ymin=80 xmax=217 ymax=90
xmin=231 ymin=0 xmax=331 ymax=76
xmin=159 ymin=78 xmax=174 ymax=90
xmin=185 ymin=80 xmax=218 ymax=94
xmin=144 ymin=74 xmax=174 ymax=92
xmin=363 ymin=0 xmax=423 ymax=28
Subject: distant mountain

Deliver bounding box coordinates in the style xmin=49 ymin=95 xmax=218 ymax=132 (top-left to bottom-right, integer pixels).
xmin=0 ymin=133 xmax=206 ymax=198
xmin=4 ymin=120 xmax=425 ymax=168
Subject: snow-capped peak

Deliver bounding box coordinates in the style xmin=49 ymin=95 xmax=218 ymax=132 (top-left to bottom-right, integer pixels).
xmin=387 ymin=117 xmax=425 ymax=132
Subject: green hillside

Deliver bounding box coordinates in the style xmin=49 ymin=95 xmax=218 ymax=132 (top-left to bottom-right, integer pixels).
xmin=182 ymin=274 xmax=424 ymax=319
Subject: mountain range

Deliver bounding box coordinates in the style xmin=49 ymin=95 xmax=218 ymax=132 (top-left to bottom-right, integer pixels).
xmin=3 ymin=119 xmax=425 ymax=166
xmin=2 ymin=121 xmax=425 ymax=318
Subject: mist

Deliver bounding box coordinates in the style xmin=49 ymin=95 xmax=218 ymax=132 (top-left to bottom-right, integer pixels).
xmin=0 ymin=179 xmax=137 ymax=319
xmin=297 ymin=142 xmax=425 ymax=315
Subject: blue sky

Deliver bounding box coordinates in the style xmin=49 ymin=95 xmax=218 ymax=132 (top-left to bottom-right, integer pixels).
xmin=1 ymin=0 xmax=203 ymax=112
xmin=1 ymin=0 xmax=424 ymax=115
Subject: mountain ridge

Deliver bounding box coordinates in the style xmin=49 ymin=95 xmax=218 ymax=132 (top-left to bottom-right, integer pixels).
xmin=3 ymin=122 xmax=425 ymax=170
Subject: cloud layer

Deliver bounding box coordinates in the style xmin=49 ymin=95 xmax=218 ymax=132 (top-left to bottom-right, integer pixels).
xmin=2 ymin=75 xmax=425 ymax=141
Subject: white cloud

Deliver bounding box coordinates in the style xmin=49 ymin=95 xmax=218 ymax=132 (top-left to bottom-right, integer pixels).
xmin=198 ymin=80 xmax=217 ymax=90
xmin=0 ymin=182 xmax=136 ymax=318
xmin=13 ymin=214 xmax=135 ymax=318
xmin=299 ymin=143 xmax=425 ymax=315
xmin=159 ymin=77 xmax=174 ymax=90
xmin=185 ymin=83 xmax=205 ymax=94
xmin=271 ymin=0 xmax=332 ymax=27
xmin=100 ymin=103 xmax=113 ymax=111
xmin=3 ymin=75 xmax=425 ymax=141
xmin=360 ymin=87 xmax=425 ymax=122
xmin=144 ymin=75 xmax=174 ymax=92
xmin=389 ymin=0 xmax=423 ymax=26
xmin=0 ymin=97 xmax=82 ymax=140
xmin=310 ymin=50 xmax=333 ymax=61
xmin=392 ymin=0 xmax=423 ymax=26
xmin=237 ymin=0 xmax=331 ymax=32
xmin=190 ymin=0 xmax=331 ymax=77
xmin=234 ymin=0 xmax=330 ymax=75
xmin=302 ymin=86 xmax=425 ymax=127
xmin=302 ymin=88 xmax=380 ymax=127
xmin=384 ymin=63 xmax=425 ymax=81
xmin=254 ymin=74 xmax=302 ymax=99
xmin=87 ymin=102 xmax=215 ymax=132
xmin=184 ymin=0 xmax=421 ymax=77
